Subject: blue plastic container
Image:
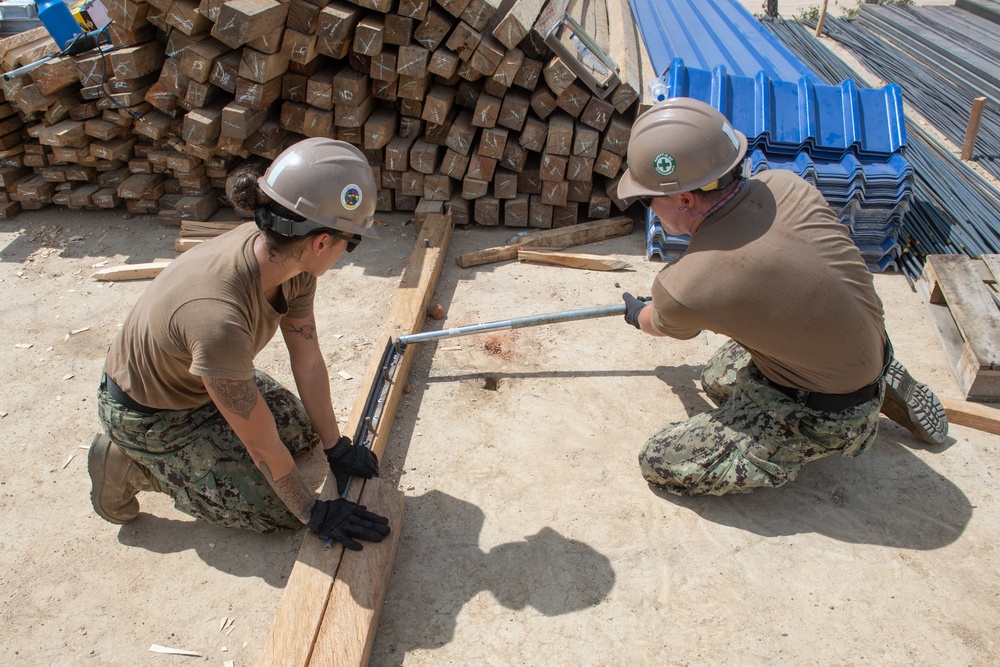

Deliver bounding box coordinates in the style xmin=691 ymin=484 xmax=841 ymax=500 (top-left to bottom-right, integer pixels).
xmin=35 ymin=0 xmax=83 ymax=50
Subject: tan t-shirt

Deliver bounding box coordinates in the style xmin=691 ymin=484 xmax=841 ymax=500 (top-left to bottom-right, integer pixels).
xmin=651 ymin=169 xmax=886 ymax=394
xmin=104 ymin=223 xmax=316 ymax=410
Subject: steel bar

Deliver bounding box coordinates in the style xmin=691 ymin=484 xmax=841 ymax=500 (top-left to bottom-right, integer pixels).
xmin=762 ymin=17 xmax=1000 ymax=283
xmin=397 ymin=304 xmax=627 ymax=345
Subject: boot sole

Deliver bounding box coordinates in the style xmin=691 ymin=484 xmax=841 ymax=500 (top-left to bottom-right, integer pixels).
xmin=884 ymin=359 xmax=949 ymax=445
xmin=88 ymin=433 xmax=132 ymax=525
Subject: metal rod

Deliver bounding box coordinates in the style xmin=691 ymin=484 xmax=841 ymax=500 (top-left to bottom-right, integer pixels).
xmin=2 ymin=53 xmax=57 ymax=82
xmin=397 ymin=303 xmax=627 ymax=345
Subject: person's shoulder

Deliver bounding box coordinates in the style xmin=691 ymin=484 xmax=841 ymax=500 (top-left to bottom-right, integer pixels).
xmin=754 ymin=169 xmax=806 ymax=187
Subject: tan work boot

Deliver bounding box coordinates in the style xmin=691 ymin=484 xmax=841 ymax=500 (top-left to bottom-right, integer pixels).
xmin=881 ymin=359 xmax=949 ymax=446
xmin=88 ymin=433 xmax=156 ymax=524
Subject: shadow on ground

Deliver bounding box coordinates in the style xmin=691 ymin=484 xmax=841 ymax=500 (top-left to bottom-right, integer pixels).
xmin=375 ymin=490 xmax=615 ymax=659
xmin=116 ymin=514 xmax=299 ymax=587
xmin=653 ymin=435 xmax=971 ymax=550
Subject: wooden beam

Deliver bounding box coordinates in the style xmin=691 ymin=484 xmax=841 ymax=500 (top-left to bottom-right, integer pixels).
xmin=257 ymin=212 xmax=454 ymax=667
xmin=91 ymin=261 xmax=171 ymax=281
xmin=961 ymin=96 xmax=988 ymax=161
xmin=456 ymin=215 xmax=634 ymax=267
xmin=943 ymin=398 xmax=1000 ymax=435
xmin=518 ymin=249 xmax=630 ymax=271
xmin=815 ymin=0 xmax=829 ymax=37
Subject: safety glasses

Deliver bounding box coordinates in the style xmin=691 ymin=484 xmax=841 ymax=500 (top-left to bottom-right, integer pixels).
xmin=328 ymin=230 xmax=362 ymax=253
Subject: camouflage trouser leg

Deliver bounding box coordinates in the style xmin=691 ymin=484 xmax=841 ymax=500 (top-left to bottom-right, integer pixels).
xmin=639 ymin=339 xmax=884 ymax=496
xmin=97 ymin=370 xmax=320 ymax=532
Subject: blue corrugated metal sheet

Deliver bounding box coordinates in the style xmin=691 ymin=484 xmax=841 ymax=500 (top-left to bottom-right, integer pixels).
xmin=632 ymin=0 xmax=913 ymax=271
xmin=627 ymin=0 xmax=818 ymax=81
xmin=663 ymin=59 xmax=907 ymax=158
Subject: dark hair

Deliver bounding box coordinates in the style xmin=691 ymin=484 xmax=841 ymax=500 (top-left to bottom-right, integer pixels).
xmin=228 ymin=165 xmax=314 ymax=256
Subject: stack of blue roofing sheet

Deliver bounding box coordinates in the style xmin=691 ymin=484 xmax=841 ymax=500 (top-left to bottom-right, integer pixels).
xmin=631 ymin=0 xmax=912 ymax=272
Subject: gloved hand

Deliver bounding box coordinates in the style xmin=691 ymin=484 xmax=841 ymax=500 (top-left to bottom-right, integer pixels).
xmin=622 ymin=293 xmax=651 ymax=329
xmin=325 ymin=435 xmax=379 ymax=495
xmin=307 ymin=498 xmax=390 ymax=550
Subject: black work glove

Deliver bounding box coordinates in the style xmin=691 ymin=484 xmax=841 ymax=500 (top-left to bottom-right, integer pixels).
xmin=623 ymin=293 xmax=651 ymax=329
xmin=307 ymin=498 xmax=390 ymax=551
xmin=325 ymin=435 xmax=379 ymax=495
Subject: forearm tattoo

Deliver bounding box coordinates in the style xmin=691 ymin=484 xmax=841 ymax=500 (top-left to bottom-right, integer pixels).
xmin=282 ymin=320 xmax=316 ymax=340
xmin=209 ymin=377 xmax=258 ymax=420
xmin=260 ymin=461 xmax=314 ymax=523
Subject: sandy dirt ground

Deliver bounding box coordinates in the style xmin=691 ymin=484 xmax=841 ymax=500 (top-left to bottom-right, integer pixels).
xmin=0 ymin=203 xmax=998 ymax=667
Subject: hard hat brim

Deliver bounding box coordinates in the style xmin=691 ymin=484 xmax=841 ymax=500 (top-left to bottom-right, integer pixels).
xmin=617 ymin=168 xmax=671 ymax=199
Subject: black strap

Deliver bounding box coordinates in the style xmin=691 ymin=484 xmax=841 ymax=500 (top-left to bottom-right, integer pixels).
xmin=767 ymin=338 xmax=891 ymax=414
xmin=770 ymin=380 xmax=880 ymax=413
xmin=102 ymin=374 xmax=159 ymax=415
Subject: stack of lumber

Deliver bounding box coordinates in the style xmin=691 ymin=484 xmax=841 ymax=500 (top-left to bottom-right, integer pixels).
xmin=0 ymin=0 xmax=656 ymax=225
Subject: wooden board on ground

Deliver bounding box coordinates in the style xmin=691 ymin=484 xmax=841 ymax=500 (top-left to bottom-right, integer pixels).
xmin=917 ymin=254 xmax=1000 ymax=402
xmin=257 ymin=212 xmax=454 ymax=667
xmin=91 ymin=261 xmax=171 ymax=281
xmin=517 ymin=248 xmax=630 ymax=271
xmin=456 ymin=215 xmax=633 ymax=267
xmin=943 ymin=398 xmax=1000 ymax=436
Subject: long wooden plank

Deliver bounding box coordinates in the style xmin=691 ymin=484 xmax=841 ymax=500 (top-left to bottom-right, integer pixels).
xmin=925 ymin=255 xmax=1000 ymax=369
xmin=456 ymin=215 xmax=633 ymax=267
xmin=257 ymin=212 xmax=454 ymax=667
xmin=605 ymin=0 xmax=641 ymax=114
xmin=90 ymin=261 xmax=171 ymax=281
xmin=309 ymin=478 xmax=404 ymax=666
xmin=944 ymin=398 xmax=1000 ymax=433
xmin=517 ymin=248 xmax=630 ymax=271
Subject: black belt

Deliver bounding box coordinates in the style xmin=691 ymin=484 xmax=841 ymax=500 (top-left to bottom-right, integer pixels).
xmin=769 ymin=377 xmax=881 ymax=413
xmin=102 ymin=373 xmax=159 ymax=415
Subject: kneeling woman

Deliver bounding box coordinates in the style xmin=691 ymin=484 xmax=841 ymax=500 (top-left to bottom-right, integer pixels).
xmin=91 ymin=138 xmax=389 ymax=550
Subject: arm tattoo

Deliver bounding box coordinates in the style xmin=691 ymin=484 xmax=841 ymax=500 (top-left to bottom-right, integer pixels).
xmin=282 ymin=320 xmax=316 ymax=340
xmin=260 ymin=461 xmax=314 ymax=523
xmin=209 ymin=377 xmax=258 ymax=420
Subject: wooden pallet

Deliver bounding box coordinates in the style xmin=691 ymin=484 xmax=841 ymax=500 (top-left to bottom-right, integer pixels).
xmin=917 ymin=254 xmax=1000 ymax=401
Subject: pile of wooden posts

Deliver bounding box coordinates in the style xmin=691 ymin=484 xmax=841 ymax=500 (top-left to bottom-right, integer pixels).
xmin=0 ymin=0 xmax=659 ymax=225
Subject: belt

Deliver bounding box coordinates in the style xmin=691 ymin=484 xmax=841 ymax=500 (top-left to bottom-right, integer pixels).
xmin=102 ymin=373 xmax=159 ymax=415
xmin=766 ymin=338 xmax=892 ymax=414
xmin=769 ymin=377 xmax=881 ymax=413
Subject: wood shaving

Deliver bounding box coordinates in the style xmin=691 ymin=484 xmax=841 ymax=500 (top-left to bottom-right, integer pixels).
xmin=148 ymin=644 xmax=203 ymax=657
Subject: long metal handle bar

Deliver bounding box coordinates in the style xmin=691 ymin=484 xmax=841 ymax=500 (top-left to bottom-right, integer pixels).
xmin=397 ymin=303 xmax=626 ymax=346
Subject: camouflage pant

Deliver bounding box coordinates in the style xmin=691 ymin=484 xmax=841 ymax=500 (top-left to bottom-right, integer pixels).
xmin=97 ymin=370 xmax=320 ymax=533
xmin=639 ymin=339 xmax=885 ymax=496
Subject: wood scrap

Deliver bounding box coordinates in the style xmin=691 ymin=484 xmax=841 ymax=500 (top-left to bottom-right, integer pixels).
xmin=179 ymin=219 xmax=242 ymax=237
xmin=175 ymin=238 xmax=206 ymax=252
xmin=517 ymin=248 xmax=630 ymax=271
xmin=456 ymin=215 xmax=633 ymax=267
xmin=943 ymin=398 xmax=1000 ymax=435
xmin=91 ymin=261 xmax=171 ymax=281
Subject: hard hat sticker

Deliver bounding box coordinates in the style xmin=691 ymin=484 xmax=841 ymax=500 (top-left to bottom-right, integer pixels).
xmin=341 ymin=184 xmax=362 ymax=210
xmin=654 ymin=153 xmax=676 ymax=177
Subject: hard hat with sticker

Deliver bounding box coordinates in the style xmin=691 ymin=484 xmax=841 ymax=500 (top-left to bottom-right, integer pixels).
xmin=654 ymin=153 xmax=676 ymax=177
xmin=341 ymin=184 xmax=362 ymax=211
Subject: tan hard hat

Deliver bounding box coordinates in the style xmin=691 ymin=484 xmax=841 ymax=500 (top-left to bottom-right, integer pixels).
xmin=617 ymin=97 xmax=748 ymax=198
xmin=258 ymin=138 xmax=379 ymax=238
